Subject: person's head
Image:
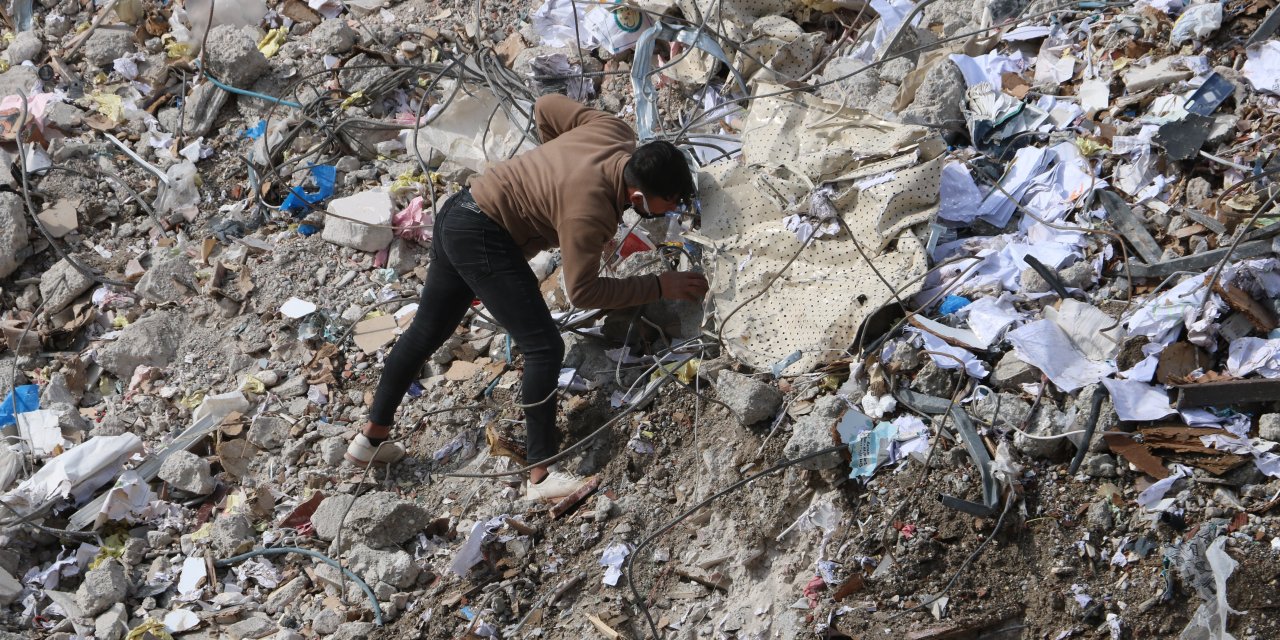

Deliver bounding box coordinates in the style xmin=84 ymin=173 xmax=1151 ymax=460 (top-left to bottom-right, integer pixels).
xmin=623 ymin=140 xmax=695 ymax=218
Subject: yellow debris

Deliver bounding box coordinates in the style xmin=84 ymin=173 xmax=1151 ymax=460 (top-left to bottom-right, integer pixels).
xmin=258 ymin=27 xmax=288 ymax=58
xmin=125 ymin=618 xmax=174 ymax=640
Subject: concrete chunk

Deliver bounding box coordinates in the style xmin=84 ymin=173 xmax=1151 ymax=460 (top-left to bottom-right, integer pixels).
xmin=204 ymin=25 xmax=269 ymax=88
xmin=322 ymin=189 xmax=395 ymax=252
xmin=0 ymin=191 xmax=28 ymax=279
xmin=0 ymin=567 xmax=22 ymax=605
xmin=312 ymin=492 xmax=430 ymax=550
xmin=96 ymin=311 xmax=182 ymax=378
xmin=134 ymin=253 xmax=197 ymax=303
xmin=715 ymin=370 xmax=783 ymax=426
xmin=345 ymin=544 xmax=420 ymax=589
xmin=783 ymin=394 xmax=847 ymax=470
xmin=75 ymin=560 xmax=128 ymax=617
xmin=1123 ymin=57 xmax=1193 ymax=92
xmin=39 ymin=257 xmax=95 ymax=314
xmin=158 ymin=450 xmax=215 ymax=495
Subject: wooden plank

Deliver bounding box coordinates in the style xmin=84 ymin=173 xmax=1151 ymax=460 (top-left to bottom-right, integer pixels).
xmin=1175 ymin=378 xmax=1280 ymax=409
xmin=1099 ymin=190 xmax=1163 ymax=264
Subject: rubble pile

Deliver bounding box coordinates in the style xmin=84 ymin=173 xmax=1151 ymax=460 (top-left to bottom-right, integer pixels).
xmin=3 ymin=0 xmax=1280 ymax=638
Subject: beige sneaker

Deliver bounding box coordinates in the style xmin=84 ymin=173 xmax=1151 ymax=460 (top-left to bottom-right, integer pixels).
xmin=344 ymin=434 xmax=405 ymax=466
xmin=524 ymin=471 xmax=589 ymax=502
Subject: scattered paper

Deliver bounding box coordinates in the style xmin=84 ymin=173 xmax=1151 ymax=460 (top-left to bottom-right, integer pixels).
xmin=962 ymin=293 xmax=1023 ymax=347
xmin=16 ymin=409 xmax=64 ymax=457
xmin=599 ymin=543 xmax=631 ymax=586
xmin=96 ymin=470 xmax=166 ymax=529
xmin=1101 ymin=378 xmax=1175 ymax=421
xmin=164 ymin=609 xmax=201 ymax=633
xmin=909 ymin=327 xmax=989 ymax=378
xmin=1137 ymin=464 xmax=1190 ymax=509
xmin=177 ymin=556 xmax=208 ymax=596
xmin=279 ymin=297 xmax=317 ymax=319
xmin=937 ymin=162 xmax=985 ymax=224
xmin=1244 ymin=42 xmax=1280 ymax=95
xmin=450 ymin=515 xmax=507 ymax=577
xmin=1007 ymin=320 xmax=1115 ymax=392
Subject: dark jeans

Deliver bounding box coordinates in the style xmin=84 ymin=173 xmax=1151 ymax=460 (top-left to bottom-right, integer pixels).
xmin=368 ymin=189 xmax=564 ymax=464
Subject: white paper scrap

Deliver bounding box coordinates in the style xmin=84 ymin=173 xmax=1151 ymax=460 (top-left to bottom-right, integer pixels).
xmin=599 ymin=542 xmax=631 ymax=586
xmin=1244 ymin=42 xmax=1280 ymax=95
xmin=1006 ymin=320 xmax=1115 ymax=392
xmin=164 ymin=609 xmax=201 ymax=633
xmin=177 ymin=556 xmax=208 ymax=596
xmin=279 ymin=297 xmax=317 ymax=319
xmin=1100 ymin=378 xmax=1175 ymax=422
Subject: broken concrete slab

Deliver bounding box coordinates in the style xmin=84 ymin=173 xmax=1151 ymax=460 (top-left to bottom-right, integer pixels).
xmin=715 ymin=370 xmax=784 ymax=426
xmin=900 ymin=59 xmax=966 ymax=131
xmin=82 ymin=26 xmax=136 ymax=68
xmin=783 ymin=394 xmax=847 ymax=470
xmin=1123 ymin=56 xmax=1194 ymax=92
xmin=211 ymin=513 xmax=255 ymax=556
xmin=93 ymin=603 xmax=128 ymax=640
xmin=134 ymin=252 xmax=198 ymax=303
xmin=75 ymin=560 xmax=127 ymax=617
xmin=38 ymin=257 xmax=95 ymax=315
xmin=345 ymin=544 xmax=420 ymax=589
xmin=0 ymin=192 xmax=29 ymax=279
xmin=321 ymin=188 xmax=395 ymax=252
xmin=247 ymin=415 xmax=290 ymax=450
xmin=311 ymin=491 xmax=431 ymax=550
xmin=0 ymin=567 xmax=21 ymax=605
xmin=158 ymin=450 xmax=215 ymax=495
xmin=990 ymin=352 xmax=1039 ymax=390
xmin=96 ymin=311 xmax=183 ymax=379
xmin=225 ymin=613 xmax=276 ymax=640
xmin=203 ymin=25 xmax=270 ymax=88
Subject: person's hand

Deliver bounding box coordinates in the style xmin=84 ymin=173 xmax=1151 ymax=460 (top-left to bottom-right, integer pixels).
xmin=659 ymin=271 xmax=709 ymax=301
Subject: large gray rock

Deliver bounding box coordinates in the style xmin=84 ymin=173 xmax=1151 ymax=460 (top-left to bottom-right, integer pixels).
xmin=263 ymin=575 xmax=310 ymax=614
xmin=715 ymin=370 xmax=783 ymax=426
xmin=345 ymin=544 xmax=419 ymax=589
xmin=247 ymin=415 xmax=290 ymax=450
xmin=311 ymin=492 xmax=431 ymax=550
xmin=989 ymin=352 xmax=1039 ymax=391
xmin=39 ymin=257 xmax=95 ymax=314
xmin=0 ymin=567 xmax=21 ymax=605
xmin=0 ymin=192 xmax=28 ymax=279
xmin=900 ymin=59 xmax=966 ymax=131
xmin=783 ymin=394 xmax=847 ymax=470
xmin=159 ymin=81 xmax=229 ymax=139
xmin=83 ymin=26 xmax=136 ymax=68
xmin=158 ymin=450 xmax=215 ymax=494
xmin=0 ymin=65 xmax=39 ymax=98
xmin=212 ymin=513 xmax=255 ymax=556
xmin=4 ymin=31 xmax=43 ymax=65
xmin=96 ymin=311 xmax=182 ymax=378
xmin=331 ymin=622 xmax=377 ymax=640
xmin=203 ymin=25 xmax=269 ymax=88
xmin=134 ymin=252 xmax=197 ymax=303
xmin=75 ymin=560 xmax=127 ymax=616
xmin=1259 ymin=413 xmax=1280 ymax=442
xmin=226 ymin=613 xmax=276 ymax=640
xmin=310 ymin=19 xmax=357 ymax=54
xmin=93 ymin=603 xmax=128 ymax=640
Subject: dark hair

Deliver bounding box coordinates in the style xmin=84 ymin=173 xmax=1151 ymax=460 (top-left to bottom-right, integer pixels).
xmin=623 ymin=140 xmax=695 ymax=202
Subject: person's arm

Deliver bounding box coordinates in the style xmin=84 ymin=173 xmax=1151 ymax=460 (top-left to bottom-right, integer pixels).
xmin=560 ymin=216 xmax=662 ymax=309
xmin=559 ymin=217 xmax=709 ymax=309
xmin=534 ymin=93 xmax=613 ymax=144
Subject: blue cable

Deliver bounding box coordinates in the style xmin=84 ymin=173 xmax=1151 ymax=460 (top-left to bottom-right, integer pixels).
xmin=196 ymin=62 xmax=304 ymax=109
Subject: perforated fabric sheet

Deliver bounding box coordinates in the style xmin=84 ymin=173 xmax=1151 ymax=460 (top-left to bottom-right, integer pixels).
xmin=698 ymin=86 xmax=943 ymax=373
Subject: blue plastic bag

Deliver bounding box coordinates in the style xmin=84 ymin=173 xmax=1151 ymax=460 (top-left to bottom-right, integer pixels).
xmin=281 ymin=165 xmax=337 ymax=214
xmin=0 ymin=384 xmax=39 ymax=427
